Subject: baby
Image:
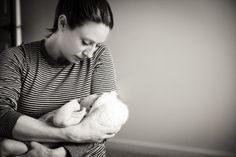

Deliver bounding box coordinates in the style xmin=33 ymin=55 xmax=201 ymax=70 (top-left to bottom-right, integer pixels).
xmin=0 ymin=91 xmax=129 ymax=156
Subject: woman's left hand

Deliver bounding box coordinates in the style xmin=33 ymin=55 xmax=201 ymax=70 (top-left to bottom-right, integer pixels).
xmin=25 ymin=142 xmax=67 ymax=157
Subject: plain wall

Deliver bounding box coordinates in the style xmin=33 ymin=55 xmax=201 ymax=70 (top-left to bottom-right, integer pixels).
xmin=21 ymin=0 xmax=236 ymax=156
xmin=21 ymin=0 xmax=56 ymax=42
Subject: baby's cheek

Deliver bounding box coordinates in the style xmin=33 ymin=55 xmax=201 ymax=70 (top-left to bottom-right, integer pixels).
xmin=80 ymin=94 xmax=100 ymax=110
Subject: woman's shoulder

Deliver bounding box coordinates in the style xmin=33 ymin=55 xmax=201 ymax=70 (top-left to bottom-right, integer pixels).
xmin=0 ymin=40 xmax=43 ymax=66
xmin=1 ymin=45 xmax=26 ymax=62
xmin=19 ymin=40 xmax=42 ymax=55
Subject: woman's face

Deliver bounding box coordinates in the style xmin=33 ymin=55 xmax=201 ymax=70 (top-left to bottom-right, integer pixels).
xmin=58 ymin=21 xmax=110 ymax=63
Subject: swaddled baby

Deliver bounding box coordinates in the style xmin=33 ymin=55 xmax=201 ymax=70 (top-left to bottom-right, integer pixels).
xmin=0 ymin=91 xmax=129 ymax=156
xmin=50 ymin=91 xmax=129 ymax=128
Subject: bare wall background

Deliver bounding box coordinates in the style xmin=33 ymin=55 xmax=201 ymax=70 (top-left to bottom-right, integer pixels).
xmin=21 ymin=0 xmax=236 ymax=156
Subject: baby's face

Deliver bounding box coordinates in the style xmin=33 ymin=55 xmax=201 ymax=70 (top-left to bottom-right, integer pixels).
xmin=79 ymin=94 xmax=100 ymax=111
xmin=79 ymin=91 xmax=118 ymax=112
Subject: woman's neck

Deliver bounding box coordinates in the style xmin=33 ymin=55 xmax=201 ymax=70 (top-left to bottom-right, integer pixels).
xmin=45 ymin=33 xmax=62 ymax=61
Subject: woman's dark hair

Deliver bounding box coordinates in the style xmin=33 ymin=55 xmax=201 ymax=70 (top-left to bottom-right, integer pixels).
xmin=48 ymin=0 xmax=114 ymax=35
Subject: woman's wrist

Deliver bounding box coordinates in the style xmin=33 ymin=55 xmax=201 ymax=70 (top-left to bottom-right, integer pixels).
xmin=61 ymin=124 xmax=87 ymax=143
xmin=61 ymin=126 xmax=79 ymax=143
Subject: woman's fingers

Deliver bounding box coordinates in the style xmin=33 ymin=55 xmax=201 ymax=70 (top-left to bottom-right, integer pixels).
xmin=104 ymin=133 xmax=116 ymax=139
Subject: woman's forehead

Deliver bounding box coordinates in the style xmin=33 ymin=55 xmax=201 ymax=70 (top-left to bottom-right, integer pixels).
xmin=75 ymin=22 xmax=110 ymax=43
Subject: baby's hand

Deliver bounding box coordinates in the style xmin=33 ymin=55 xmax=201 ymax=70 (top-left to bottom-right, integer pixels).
xmin=65 ymin=107 xmax=87 ymax=126
xmin=53 ymin=99 xmax=86 ymax=127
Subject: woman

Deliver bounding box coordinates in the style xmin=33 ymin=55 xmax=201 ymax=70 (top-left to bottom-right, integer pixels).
xmin=0 ymin=0 xmax=120 ymax=156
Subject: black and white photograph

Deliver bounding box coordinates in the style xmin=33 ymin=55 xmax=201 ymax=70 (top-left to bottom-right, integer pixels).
xmin=0 ymin=0 xmax=236 ymax=157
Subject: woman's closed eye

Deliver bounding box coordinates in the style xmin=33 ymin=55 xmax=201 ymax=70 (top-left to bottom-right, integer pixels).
xmin=82 ymin=40 xmax=92 ymax=46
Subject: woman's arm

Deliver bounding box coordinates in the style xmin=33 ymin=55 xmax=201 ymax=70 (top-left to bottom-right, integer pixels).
xmin=12 ymin=115 xmax=67 ymax=142
xmin=91 ymin=45 xmax=117 ymax=94
xmin=12 ymin=111 xmax=117 ymax=143
xmin=0 ymin=48 xmax=67 ymax=142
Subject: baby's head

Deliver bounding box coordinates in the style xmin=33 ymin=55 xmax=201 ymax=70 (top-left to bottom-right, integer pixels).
xmin=89 ymin=91 xmax=129 ymax=128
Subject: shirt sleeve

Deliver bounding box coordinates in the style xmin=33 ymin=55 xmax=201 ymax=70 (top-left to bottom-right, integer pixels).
xmin=0 ymin=48 xmax=24 ymax=138
xmin=91 ymin=45 xmax=117 ymax=94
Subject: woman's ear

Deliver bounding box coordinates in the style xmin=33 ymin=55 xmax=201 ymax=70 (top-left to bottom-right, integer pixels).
xmin=58 ymin=14 xmax=67 ymax=31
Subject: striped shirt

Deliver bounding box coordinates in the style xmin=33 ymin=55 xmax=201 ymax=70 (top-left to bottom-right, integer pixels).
xmin=0 ymin=40 xmax=117 ymax=156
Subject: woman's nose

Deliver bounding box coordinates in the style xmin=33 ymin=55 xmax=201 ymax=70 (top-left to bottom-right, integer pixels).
xmin=91 ymin=44 xmax=98 ymax=53
xmin=83 ymin=44 xmax=97 ymax=58
xmin=83 ymin=50 xmax=93 ymax=58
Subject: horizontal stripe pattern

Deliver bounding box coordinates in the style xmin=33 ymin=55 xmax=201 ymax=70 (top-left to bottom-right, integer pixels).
xmin=0 ymin=40 xmax=117 ymax=156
